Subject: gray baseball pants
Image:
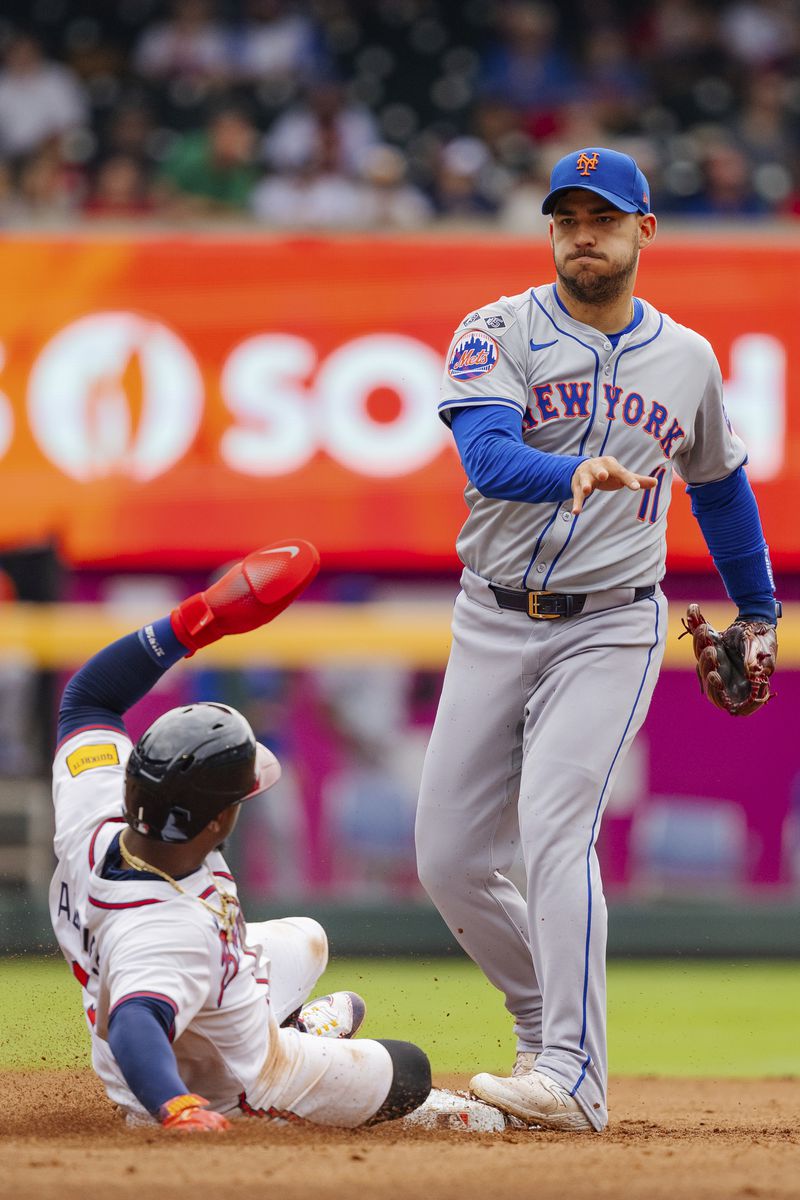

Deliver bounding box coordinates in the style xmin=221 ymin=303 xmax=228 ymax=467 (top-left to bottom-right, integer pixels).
xmin=416 ymin=568 xmax=666 ymax=1130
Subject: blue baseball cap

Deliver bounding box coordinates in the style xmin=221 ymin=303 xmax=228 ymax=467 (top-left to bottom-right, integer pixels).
xmin=542 ymin=147 xmax=651 ymax=215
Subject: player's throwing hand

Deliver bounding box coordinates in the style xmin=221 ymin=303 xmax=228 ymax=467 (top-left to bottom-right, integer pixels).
xmin=570 ymin=456 xmax=657 ymax=515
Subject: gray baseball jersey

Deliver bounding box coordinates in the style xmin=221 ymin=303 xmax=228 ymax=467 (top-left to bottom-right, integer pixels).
xmin=438 ymin=284 xmax=745 ymax=592
xmin=417 ymin=279 xmax=748 ymax=1131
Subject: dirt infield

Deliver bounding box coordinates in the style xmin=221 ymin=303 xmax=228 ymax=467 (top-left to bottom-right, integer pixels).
xmin=0 ymin=1071 xmax=797 ymax=1200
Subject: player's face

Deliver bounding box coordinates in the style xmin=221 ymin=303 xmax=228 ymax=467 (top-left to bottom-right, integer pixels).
xmin=549 ymin=191 xmax=654 ymax=306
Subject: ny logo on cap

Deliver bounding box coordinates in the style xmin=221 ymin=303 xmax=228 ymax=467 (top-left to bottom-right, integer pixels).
xmin=576 ymin=152 xmax=599 ymax=176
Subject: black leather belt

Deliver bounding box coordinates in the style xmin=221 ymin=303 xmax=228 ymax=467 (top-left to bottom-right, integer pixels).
xmin=489 ymin=584 xmax=656 ymax=620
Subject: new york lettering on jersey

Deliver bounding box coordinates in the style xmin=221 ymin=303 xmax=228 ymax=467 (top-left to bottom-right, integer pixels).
xmin=438 ymin=284 xmax=744 ymax=592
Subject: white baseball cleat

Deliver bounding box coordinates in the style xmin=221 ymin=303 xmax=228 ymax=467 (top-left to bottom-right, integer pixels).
xmin=469 ymin=1070 xmax=593 ymax=1131
xmin=297 ymin=991 xmax=366 ymax=1038
xmin=400 ymin=1088 xmax=509 ymax=1133
xmin=512 ymin=1051 xmax=539 ymax=1076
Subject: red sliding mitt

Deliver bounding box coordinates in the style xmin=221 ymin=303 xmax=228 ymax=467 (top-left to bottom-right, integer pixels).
xmin=171 ymin=540 xmax=320 ymax=656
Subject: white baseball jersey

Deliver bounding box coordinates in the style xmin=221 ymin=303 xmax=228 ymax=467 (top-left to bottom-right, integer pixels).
xmin=50 ymin=727 xmax=273 ymax=1119
xmin=439 ymin=284 xmax=746 ymax=592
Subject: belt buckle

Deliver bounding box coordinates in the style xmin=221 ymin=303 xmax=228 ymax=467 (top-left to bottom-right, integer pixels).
xmin=527 ymin=590 xmax=560 ymax=620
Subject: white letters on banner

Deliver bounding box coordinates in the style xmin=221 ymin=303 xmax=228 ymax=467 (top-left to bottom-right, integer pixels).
xmin=718 ymin=334 xmax=785 ymax=480
xmin=20 ymin=313 xmax=785 ymax=483
xmin=0 ymin=344 xmax=12 ymax=461
xmin=219 ymin=333 xmax=445 ymax=477
xmin=220 ymin=334 xmax=317 ymax=475
xmin=303 ymin=334 xmax=443 ymax=477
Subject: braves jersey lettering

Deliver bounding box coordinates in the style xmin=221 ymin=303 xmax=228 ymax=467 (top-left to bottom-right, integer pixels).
xmin=438 ymin=284 xmax=744 ymax=591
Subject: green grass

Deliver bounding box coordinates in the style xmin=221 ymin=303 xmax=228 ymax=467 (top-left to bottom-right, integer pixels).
xmin=1 ymin=957 xmax=798 ymax=1077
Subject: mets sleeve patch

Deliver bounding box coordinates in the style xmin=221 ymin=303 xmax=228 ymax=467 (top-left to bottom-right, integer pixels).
xmin=66 ymin=743 xmax=121 ymax=777
xmin=448 ymin=331 xmax=500 ymax=382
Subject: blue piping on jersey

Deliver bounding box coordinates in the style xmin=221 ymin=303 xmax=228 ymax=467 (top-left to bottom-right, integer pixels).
xmin=524 ymin=506 xmax=561 ymax=590
xmin=438 ymin=396 xmax=524 ymax=409
xmin=544 ymin=311 xmax=666 ymax=586
xmin=437 ymin=395 xmax=525 ymax=427
xmin=597 ymin=313 xmax=665 ymax=458
xmin=523 ymin=291 xmax=601 ymax=588
xmin=570 ymin=596 xmax=661 ymax=1099
xmin=540 ymin=287 xmax=601 ymax=457
xmin=543 ymin=516 xmax=580 ymax=588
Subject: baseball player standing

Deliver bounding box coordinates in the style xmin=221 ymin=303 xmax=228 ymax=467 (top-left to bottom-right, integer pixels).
xmin=50 ymin=542 xmax=433 ymax=1130
xmin=416 ymin=147 xmax=779 ymax=1131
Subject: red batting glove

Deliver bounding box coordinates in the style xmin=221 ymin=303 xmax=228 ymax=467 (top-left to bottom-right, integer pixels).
xmin=171 ymin=540 xmax=320 ymax=657
xmin=159 ymin=1093 xmax=231 ymax=1132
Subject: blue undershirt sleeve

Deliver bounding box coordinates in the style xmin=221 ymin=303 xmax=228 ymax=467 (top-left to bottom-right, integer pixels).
xmin=450 ymin=404 xmax=587 ymax=504
xmin=57 ymin=616 xmax=188 ymax=744
xmin=108 ymin=997 xmax=188 ymax=1116
xmin=687 ymin=465 xmax=777 ymax=623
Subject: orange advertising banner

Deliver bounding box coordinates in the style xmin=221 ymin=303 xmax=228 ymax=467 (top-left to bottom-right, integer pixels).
xmin=0 ymin=233 xmax=797 ymax=570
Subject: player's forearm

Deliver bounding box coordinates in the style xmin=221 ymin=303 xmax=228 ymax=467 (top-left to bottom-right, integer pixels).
xmin=58 ymin=617 xmax=188 ymax=743
xmin=688 ymin=465 xmax=777 ymax=623
xmin=58 ymin=543 xmax=320 ymax=746
xmin=451 ymin=404 xmax=586 ymax=504
xmin=108 ymin=997 xmax=188 ymax=1116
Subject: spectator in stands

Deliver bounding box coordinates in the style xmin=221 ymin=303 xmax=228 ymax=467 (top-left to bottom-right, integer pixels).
xmin=251 ymin=138 xmax=368 ymax=229
xmin=237 ymin=0 xmax=323 ymax=89
xmin=98 ymin=101 xmax=159 ymax=170
xmin=133 ymin=0 xmax=231 ymax=87
xmin=264 ymin=80 xmax=379 ymax=176
xmin=0 ymin=160 xmax=16 ymax=225
xmin=777 ymin=158 xmax=800 ymax=217
xmin=719 ymin=0 xmax=797 ymax=68
xmin=496 ymin=147 xmax=550 ymax=231
xmin=581 ymin=26 xmax=649 ymax=135
xmin=12 ymin=146 xmax=81 ymax=224
xmin=0 ymin=0 xmax=797 ymax=226
xmin=471 ymin=97 xmax=526 ymax=162
xmin=638 ymin=0 xmax=725 ymax=128
xmin=431 ymin=137 xmax=500 ymax=218
xmin=735 ymin=70 xmax=795 ymax=168
xmin=0 ymin=32 xmax=87 ymax=161
xmin=155 ymin=104 xmax=258 ymax=217
xmin=639 ymin=0 xmax=723 ymax=71
xmin=358 ymin=144 xmax=433 ymax=230
xmin=679 ymin=138 xmax=769 ymax=217
xmin=479 ymin=2 xmax=578 ymax=140
xmin=83 ymin=155 xmax=155 ymax=219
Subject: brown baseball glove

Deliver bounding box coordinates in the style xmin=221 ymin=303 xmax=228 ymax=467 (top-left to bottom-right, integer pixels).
xmin=681 ymin=603 xmax=777 ymax=716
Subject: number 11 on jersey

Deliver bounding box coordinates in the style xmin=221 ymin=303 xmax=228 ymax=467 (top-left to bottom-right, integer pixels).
xmin=637 ymin=467 xmax=667 ymax=524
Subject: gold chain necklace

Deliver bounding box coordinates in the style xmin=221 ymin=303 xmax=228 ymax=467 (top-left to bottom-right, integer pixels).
xmin=119 ymin=830 xmax=238 ymax=941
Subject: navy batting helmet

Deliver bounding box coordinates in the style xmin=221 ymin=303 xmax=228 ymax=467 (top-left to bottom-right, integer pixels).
xmin=124 ymin=703 xmax=281 ymax=843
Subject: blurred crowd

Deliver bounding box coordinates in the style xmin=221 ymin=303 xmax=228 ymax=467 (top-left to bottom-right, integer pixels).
xmin=1 ymin=0 xmax=800 ymax=228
